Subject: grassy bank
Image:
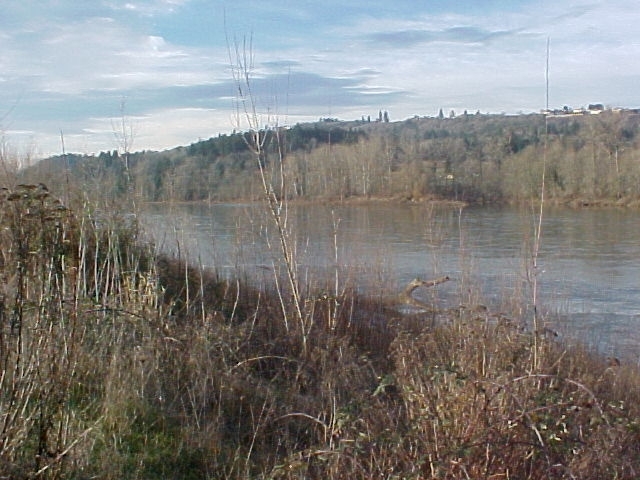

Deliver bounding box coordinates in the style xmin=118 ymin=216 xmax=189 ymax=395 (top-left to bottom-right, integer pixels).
xmin=1 ymin=187 xmax=639 ymax=479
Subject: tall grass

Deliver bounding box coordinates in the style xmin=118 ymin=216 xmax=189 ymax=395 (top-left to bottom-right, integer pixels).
xmin=0 ymin=177 xmax=639 ymax=478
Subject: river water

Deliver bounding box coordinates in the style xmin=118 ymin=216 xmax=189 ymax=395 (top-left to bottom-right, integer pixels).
xmin=142 ymin=202 xmax=640 ymax=362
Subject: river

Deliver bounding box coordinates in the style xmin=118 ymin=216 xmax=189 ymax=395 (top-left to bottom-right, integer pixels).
xmin=142 ymin=202 xmax=640 ymax=363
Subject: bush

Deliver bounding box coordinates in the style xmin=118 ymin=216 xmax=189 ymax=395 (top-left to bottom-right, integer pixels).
xmin=1 ymin=186 xmax=639 ymax=479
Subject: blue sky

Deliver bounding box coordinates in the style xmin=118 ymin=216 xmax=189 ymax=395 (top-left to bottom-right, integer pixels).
xmin=1 ymin=0 xmax=639 ymax=158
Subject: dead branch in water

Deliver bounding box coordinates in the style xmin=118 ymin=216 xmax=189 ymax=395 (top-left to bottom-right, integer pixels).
xmin=395 ymin=276 xmax=451 ymax=310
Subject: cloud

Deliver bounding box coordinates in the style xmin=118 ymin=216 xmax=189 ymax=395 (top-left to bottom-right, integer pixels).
xmin=2 ymin=0 xmax=640 ymax=159
xmin=366 ymin=26 xmax=525 ymax=47
xmin=207 ymin=70 xmax=404 ymax=114
xmin=104 ymin=0 xmax=191 ymax=17
xmin=0 ymin=6 xmax=220 ymax=96
xmin=260 ymin=60 xmax=302 ymax=71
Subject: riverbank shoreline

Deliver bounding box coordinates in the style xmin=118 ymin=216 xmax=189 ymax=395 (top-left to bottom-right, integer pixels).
xmin=142 ymin=192 xmax=640 ymax=210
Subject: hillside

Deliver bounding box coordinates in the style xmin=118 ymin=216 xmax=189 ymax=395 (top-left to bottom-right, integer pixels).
xmin=22 ymin=109 xmax=640 ymax=206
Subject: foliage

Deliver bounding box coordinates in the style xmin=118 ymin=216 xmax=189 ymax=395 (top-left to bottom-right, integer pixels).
xmin=21 ymin=110 xmax=640 ymax=205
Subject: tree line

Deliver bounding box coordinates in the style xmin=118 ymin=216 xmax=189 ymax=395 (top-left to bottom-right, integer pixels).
xmin=23 ymin=110 xmax=640 ymax=205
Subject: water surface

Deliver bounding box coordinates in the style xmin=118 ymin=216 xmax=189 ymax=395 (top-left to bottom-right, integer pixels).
xmin=143 ymin=202 xmax=640 ymax=361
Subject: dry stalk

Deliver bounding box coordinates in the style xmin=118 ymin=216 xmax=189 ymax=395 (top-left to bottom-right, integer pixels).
xmin=530 ymin=37 xmax=550 ymax=372
xmin=227 ymin=34 xmax=305 ymax=343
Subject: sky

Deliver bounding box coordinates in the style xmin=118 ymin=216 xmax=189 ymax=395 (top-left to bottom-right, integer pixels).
xmin=1 ymin=0 xmax=639 ymax=159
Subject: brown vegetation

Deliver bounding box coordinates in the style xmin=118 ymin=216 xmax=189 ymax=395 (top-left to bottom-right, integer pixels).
xmin=1 ymin=180 xmax=639 ymax=479
xmin=22 ymin=110 xmax=640 ymax=207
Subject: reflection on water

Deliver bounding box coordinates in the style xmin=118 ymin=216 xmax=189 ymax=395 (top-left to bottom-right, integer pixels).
xmin=142 ymin=202 xmax=640 ymax=361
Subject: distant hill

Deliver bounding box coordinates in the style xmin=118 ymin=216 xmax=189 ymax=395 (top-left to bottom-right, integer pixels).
xmin=19 ymin=109 xmax=640 ymax=206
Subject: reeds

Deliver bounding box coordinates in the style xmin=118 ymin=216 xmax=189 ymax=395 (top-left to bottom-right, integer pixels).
xmin=0 ymin=184 xmax=639 ymax=478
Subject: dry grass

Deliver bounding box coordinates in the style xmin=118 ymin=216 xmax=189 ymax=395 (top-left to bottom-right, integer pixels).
xmin=0 ymin=185 xmax=639 ymax=479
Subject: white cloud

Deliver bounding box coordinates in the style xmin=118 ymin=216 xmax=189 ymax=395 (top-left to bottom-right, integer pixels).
xmin=105 ymin=0 xmax=191 ymax=16
xmin=2 ymin=0 xmax=640 ymax=158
